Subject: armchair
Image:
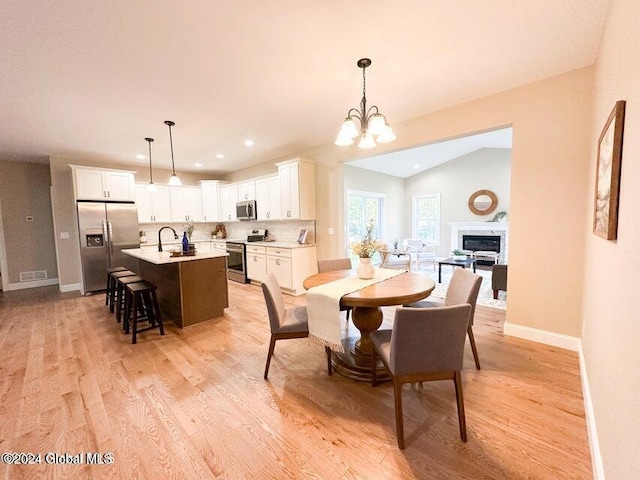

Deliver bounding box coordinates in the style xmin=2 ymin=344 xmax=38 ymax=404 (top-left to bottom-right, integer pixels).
xmin=403 ymin=238 xmax=436 ymax=271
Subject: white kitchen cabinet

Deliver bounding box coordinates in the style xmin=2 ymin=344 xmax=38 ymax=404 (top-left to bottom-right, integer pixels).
xmin=134 ymin=184 xmax=171 ymax=223
xmin=199 ymin=180 xmax=227 ymax=222
xmin=255 ymin=176 xmax=281 ymax=220
xmin=246 ymin=245 xmax=267 ymax=282
xmin=71 ymin=165 xmax=136 ymax=201
xmin=276 ymin=158 xmax=315 ymax=220
xmin=237 ymin=181 xmax=256 ymax=201
xmin=212 ymin=240 xmax=227 ymax=253
xmin=219 ymin=184 xmax=238 ymax=222
xmin=170 ymin=186 xmax=203 ymax=222
xmin=265 ymin=245 xmax=317 ymax=295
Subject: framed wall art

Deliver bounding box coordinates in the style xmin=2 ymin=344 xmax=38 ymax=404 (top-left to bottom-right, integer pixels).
xmin=593 ymin=100 xmax=625 ymax=240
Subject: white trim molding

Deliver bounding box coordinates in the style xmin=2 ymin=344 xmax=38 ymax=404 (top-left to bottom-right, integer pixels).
xmin=59 ymin=283 xmax=82 ymax=293
xmin=503 ymin=322 xmax=581 ymax=352
xmin=579 ymin=345 xmax=605 ymax=480
xmin=5 ymin=278 xmax=59 ymax=291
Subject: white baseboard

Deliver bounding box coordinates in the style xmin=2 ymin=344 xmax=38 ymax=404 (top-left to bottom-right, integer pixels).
xmin=503 ymin=322 xmax=581 ymax=352
xmin=5 ymin=278 xmax=59 ymax=291
xmin=59 ymin=283 xmax=81 ymax=293
xmin=579 ymin=345 xmax=605 ymax=480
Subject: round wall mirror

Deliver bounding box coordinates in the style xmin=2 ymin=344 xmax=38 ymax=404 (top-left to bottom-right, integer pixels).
xmin=468 ymin=190 xmax=498 ymax=215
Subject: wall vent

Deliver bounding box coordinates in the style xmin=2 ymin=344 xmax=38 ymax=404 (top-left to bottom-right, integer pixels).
xmin=19 ymin=270 xmax=48 ymax=282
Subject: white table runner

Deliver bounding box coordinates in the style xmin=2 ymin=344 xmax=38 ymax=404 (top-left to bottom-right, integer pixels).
xmin=306 ymin=268 xmax=405 ymax=352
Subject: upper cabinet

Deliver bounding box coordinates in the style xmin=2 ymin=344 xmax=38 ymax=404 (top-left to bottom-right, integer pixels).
xmin=255 ymin=176 xmax=281 ymax=220
xmin=276 ymin=158 xmax=315 ymax=220
xmin=134 ymin=184 xmax=171 ymax=223
xmin=237 ymin=180 xmax=256 ymax=201
xmin=219 ymin=184 xmax=238 ymax=222
xmin=199 ymin=180 xmax=227 ymax=223
xmin=169 ymin=186 xmax=203 ymax=222
xmin=71 ymin=165 xmax=136 ymax=201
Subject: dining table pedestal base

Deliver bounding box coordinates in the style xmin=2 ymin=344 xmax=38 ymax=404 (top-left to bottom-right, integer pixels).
xmin=331 ymin=305 xmax=391 ymax=382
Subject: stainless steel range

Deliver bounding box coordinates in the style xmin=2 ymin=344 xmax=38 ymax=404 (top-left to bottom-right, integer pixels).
xmin=225 ymin=240 xmax=247 ymax=283
xmin=225 ymin=230 xmax=268 ymax=283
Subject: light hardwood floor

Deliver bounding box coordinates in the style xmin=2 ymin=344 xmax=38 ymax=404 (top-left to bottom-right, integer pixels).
xmin=0 ymin=282 xmax=591 ymax=479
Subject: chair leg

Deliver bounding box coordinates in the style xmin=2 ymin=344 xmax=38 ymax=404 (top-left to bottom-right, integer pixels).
xmin=467 ymin=325 xmax=481 ymax=370
xmin=493 ymin=289 xmax=498 ymax=300
xmin=264 ymin=335 xmax=277 ymax=380
xmin=324 ymin=346 xmax=332 ymax=376
xmin=151 ymin=290 xmax=164 ymax=336
xmin=454 ymin=371 xmax=467 ymax=442
xmin=346 ymin=309 xmax=350 ymax=323
xmin=393 ymin=378 xmax=405 ymax=449
xmin=131 ymin=294 xmax=139 ymax=344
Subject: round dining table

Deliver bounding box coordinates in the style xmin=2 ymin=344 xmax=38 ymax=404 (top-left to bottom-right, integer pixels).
xmin=303 ymin=269 xmax=435 ymax=381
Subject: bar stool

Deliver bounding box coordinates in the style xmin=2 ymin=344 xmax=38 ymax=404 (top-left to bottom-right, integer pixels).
xmin=108 ymin=270 xmax=136 ymax=313
xmin=115 ymin=275 xmax=144 ymax=323
xmin=105 ymin=267 xmax=128 ymax=305
xmin=124 ymin=281 xmax=164 ymax=344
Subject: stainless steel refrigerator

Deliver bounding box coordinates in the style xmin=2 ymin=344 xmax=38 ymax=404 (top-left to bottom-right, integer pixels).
xmin=77 ymin=201 xmax=140 ymax=293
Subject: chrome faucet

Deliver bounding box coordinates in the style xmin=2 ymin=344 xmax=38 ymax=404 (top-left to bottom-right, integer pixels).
xmin=158 ymin=226 xmax=179 ymax=252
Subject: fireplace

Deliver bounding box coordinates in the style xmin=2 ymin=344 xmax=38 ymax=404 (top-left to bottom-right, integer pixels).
xmin=449 ymin=222 xmax=509 ymax=263
xmin=462 ymin=235 xmax=501 ymax=253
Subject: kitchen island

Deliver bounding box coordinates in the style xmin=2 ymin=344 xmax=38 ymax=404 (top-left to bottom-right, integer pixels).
xmin=122 ymin=248 xmax=229 ymax=328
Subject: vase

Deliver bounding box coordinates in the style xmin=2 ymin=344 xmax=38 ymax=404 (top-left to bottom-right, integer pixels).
xmin=357 ymin=257 xmax=375 ymax=279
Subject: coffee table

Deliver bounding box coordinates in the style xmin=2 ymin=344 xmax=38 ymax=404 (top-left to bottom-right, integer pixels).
xmin=438 ymin=257 xmax=477 ymax=283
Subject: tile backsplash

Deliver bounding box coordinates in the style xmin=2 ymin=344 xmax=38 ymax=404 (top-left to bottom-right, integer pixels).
xmin=139 ymin=220 xmax=316 ymax=244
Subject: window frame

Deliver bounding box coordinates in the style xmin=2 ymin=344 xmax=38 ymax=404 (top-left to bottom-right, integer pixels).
xmin=412 ymin=193 xmax=441 ymax=246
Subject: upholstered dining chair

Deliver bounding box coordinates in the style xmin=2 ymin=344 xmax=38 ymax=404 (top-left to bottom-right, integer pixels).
xmin=261 ymin=273 xmax=331 ymax=379
xmin=371 ymin=304 xmax=472 ymax=449
xmin=317 ymin=258 xmax=353 ymax=322
xmin=405 ymin=268 xmax=482 ymax=369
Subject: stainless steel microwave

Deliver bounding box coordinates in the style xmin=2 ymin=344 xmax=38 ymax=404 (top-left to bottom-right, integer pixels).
xmin=236 ymin=200 xmax=257 ymax=220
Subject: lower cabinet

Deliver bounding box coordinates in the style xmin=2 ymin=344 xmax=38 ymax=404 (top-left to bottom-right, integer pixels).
xmin=246 ymin=245 xmax=267 ymax=282
xmin=246 ymin=244 xmax=317 ymax=295
xmin=266 ymin=247 xmax=292 ymax=289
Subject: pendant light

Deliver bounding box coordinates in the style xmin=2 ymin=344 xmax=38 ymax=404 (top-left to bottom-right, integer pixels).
xmin=144 ymin=137 xmax=157 ymax=191
xmin=335 ymin=58 xmax=396 ymax=149
xmin=165 ymin=120 xmax=182 ymax=186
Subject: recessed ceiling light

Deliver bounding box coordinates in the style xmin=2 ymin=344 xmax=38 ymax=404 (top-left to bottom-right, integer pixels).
xmin=244 ymin=139 xmax=254 ymax=147
xmin=216 ymin=153 xmax=225 ymax=159
xmin=136 ymin=154 xmax=145 ymax=159
xmin=414 ymin=164 xmax=420 ymax=169
xmin=194 ymin=162 xmax=203 ymax=168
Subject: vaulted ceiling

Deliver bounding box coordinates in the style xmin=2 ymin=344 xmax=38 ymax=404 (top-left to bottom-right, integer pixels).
xmin=0 ymin=1 xmax=609 ymax=174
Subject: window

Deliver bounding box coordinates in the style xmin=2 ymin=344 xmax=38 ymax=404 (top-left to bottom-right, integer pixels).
xmin=412 ymin=194 xmax=440 ymax=245
xmin=347 ymin=190 xmax=385 ymax=263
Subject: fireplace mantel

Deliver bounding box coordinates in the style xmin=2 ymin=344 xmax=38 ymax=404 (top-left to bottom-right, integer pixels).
xmin=449 ymin=222 xmax=509 ymax=262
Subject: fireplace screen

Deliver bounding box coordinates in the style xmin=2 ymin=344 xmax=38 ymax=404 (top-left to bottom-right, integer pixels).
xmin=462 ymin=235 xmax=501 ymax=252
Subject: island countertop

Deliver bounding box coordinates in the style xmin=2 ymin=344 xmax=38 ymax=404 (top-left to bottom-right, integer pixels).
xmin=122 ymin=248 xmax=228 ymax=265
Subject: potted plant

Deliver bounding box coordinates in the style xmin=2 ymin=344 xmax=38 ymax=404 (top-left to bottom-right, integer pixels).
xmin=350 ymin=219 xmax=385 ymax=279
xmin=452 ymin=249 xmax=467 ymax=261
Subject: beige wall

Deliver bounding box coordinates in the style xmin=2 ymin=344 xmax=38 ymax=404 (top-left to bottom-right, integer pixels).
xmin=343 ymin=165 xmax=405 ymax=248
xmin=581 ymin=0 xmax=640 ymax=477
xmin=0 ymin=160 xmax=58 ymax=285
xmin=288 ymin=67 xmax=593 ymax=338
xmin=405 ymin=148 xmax=511 ymax=258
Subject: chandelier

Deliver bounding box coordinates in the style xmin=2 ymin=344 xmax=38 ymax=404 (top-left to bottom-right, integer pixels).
xmin=335 ymin=58 xmax=396 ymax=149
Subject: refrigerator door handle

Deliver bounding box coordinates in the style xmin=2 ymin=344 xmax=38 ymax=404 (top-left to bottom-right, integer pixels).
xmin=102 ymin=220 xmax=108 ymax=240
xmin=107 ymin=220 xmax=114 ymax=256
